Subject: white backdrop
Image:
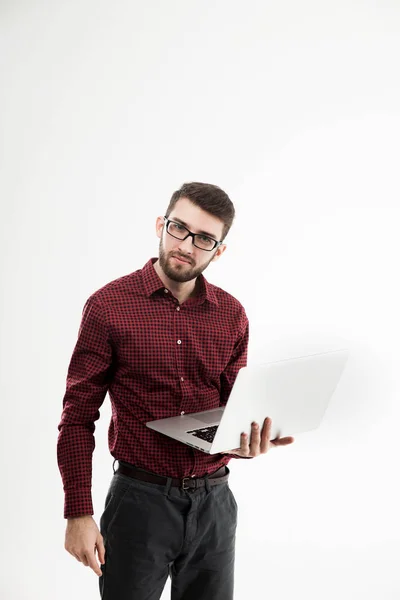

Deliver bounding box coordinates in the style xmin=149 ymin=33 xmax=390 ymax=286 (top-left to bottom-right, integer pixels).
xmin=1 ymin=1 xmax=400 ymax=599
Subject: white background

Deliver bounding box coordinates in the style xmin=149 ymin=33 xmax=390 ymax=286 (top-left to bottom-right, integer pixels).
xmin=1 ymin=1 xmax=400 ymax=598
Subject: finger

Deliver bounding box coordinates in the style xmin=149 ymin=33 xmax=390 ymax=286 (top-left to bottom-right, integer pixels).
xmin=249 ymin=422 xmax=261 ymax=455
xmin=80 ymin=554 xmax=89 ymax=567
xmin=260 ymin=417 xmax=271 ymax=453
xmin=271 ymin=436 xmax=295 ymax=446
xmin=72 ymin=552 xmax=82 ymax=562
xmin=240 ymin=432 xmax=250 ymax=456
xmin=85 ymin=551 xmax=103 ymax=577
xmin=97 ymin=537 xmax=106 ymax=564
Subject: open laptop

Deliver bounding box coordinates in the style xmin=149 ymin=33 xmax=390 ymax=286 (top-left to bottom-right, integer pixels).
xmin=146 ymin=348 xmax=349 ymax=454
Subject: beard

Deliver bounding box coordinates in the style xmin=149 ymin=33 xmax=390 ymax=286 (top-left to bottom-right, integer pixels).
xmin=158 ymin=239 xmax=215 ymax=283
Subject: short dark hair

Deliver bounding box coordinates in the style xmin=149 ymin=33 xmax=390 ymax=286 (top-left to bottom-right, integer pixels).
xmin=165 ymin=182 xmax=235 ymax=242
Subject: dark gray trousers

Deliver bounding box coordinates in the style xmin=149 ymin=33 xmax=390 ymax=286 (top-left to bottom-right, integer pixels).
xmin=98 ymin=461 xmax=238 ymax=600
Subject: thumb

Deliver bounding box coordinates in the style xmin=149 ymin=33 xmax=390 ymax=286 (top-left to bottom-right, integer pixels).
xmin=96 ymin=535 xmax=106 ymax=564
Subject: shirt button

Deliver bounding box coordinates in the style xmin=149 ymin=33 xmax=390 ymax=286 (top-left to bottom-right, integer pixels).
xmin=181 ymin=377 xmax=184 ymax=382
xmin=181 ymin=411 xmax=185 ymax=415
xmin=177 ymin=340 xmax=182 ymax=344
xmin=164 ymin=289 xmax=168 ymax=293
xmin=176 ymin=306 xmax=180 ymax=311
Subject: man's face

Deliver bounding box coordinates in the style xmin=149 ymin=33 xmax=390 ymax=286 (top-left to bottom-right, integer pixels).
xmin=156 ymin=197 xmax=227 ymax=283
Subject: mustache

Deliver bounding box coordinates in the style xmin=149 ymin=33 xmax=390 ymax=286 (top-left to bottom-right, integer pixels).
xmin=171 ymin=254 xmax=193 ymax=265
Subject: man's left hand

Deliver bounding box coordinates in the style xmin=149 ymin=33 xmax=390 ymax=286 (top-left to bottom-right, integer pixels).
xmin=220 ymin=417 xmax=295 ymax=457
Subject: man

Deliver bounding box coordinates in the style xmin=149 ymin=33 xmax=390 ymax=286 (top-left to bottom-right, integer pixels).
xmin=58 ymin=182 xmax=294 ymax=600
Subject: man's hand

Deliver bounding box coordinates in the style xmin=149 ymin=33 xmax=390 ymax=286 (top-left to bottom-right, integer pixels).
xmin=220 ymin=417 xmax=295 ymax=457
xmin=65 ymin=515 xmax=105 ymax=577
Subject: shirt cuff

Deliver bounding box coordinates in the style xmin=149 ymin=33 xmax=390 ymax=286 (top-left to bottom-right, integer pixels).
xmin=64 ymin=488 xmax=94 ymax=519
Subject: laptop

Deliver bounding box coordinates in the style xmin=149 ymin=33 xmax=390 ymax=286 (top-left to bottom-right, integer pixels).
xmin=146 ymin=348 xmax=349 ymax=454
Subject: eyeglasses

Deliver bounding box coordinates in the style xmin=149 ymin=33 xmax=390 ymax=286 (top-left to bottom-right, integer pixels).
xmin=163 ymin=217 xmax=222 ymax=251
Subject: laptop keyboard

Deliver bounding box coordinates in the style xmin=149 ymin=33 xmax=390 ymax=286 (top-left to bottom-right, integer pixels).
xmin=186 ymin=425 xmax=219 ymax=443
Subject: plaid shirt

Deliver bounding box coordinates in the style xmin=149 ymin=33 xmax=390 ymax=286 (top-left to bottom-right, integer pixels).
xmin=57 ymin=257 xmax=250 ymax=519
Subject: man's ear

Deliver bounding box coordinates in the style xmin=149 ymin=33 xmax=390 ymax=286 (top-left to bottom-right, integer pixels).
xmin=155 ymin=216 xmax=164 ymax=239
xmin=211 ymin=244 xmax=227 ymax=262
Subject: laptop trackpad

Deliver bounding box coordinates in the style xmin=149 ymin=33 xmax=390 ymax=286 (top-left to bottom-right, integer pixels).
xmin=191 ymin=409 xmax=224 ymax=425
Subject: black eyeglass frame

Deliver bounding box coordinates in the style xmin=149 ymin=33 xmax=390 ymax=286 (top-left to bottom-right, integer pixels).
xmin=163 ymin=217 xmax=223 ymax=251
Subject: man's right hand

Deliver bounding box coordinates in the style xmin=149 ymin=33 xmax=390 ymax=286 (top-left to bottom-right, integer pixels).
xmin=65 ymin=515 xmax=105 ymax=577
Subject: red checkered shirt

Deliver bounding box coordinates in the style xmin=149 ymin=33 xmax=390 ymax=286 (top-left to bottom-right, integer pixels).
xmin=57 ymin=257 xmax=250 ymax=519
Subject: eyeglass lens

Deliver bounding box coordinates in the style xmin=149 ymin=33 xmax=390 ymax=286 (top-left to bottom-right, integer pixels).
xmin=167 ymin=221 xmax=215 ymax=250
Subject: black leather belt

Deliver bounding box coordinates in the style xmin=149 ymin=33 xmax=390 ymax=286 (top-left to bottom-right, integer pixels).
xmin=115 ymin=461 xmax=229 ymax=490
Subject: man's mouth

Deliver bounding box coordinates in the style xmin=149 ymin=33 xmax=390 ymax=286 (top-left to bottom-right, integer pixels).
xmin=172 ymin=255 xmax=191 ymax=265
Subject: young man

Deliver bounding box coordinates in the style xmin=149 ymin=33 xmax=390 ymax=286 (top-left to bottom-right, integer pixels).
xmin=58 ymin=182 xmax=294 ymax=600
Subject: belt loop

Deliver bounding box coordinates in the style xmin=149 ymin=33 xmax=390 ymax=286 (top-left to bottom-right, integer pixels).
xmin=163 ymin=476 xmax=173 ymax=497
xmin=112 ymin=458 xmax=117 ymax=474
xmin=204 ymin=474 xmax=211 ymax=494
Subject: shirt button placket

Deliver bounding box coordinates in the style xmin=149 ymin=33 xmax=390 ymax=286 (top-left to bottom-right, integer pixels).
xmin=176 ymin=306 xmax=184 ymax=410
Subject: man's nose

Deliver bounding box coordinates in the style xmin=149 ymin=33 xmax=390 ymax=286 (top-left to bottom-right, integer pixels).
xmin=177 ymin=235 xmax=194 ymax=253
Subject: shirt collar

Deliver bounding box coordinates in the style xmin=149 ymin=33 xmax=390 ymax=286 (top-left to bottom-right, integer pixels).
xmin=141 ymin=257 xmax=219 ymax=306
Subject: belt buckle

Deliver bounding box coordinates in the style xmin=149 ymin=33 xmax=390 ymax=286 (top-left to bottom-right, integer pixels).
xmin=181 ymin=477 xmax=191 ymax=490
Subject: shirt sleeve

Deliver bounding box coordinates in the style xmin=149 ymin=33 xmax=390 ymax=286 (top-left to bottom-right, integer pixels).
xmin=57 ymin=296 xmax=114 ymax=518
xmin=219 ymin=312 xmax=253 ymax=459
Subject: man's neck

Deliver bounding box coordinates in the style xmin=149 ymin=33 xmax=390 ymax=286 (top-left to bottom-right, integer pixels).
xmin=153 ymin=259 xmax=198 ymax=304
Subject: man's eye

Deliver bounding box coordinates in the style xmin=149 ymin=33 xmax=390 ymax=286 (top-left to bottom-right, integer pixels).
xmin=200 ymin=236 xmax=212 ymax=243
